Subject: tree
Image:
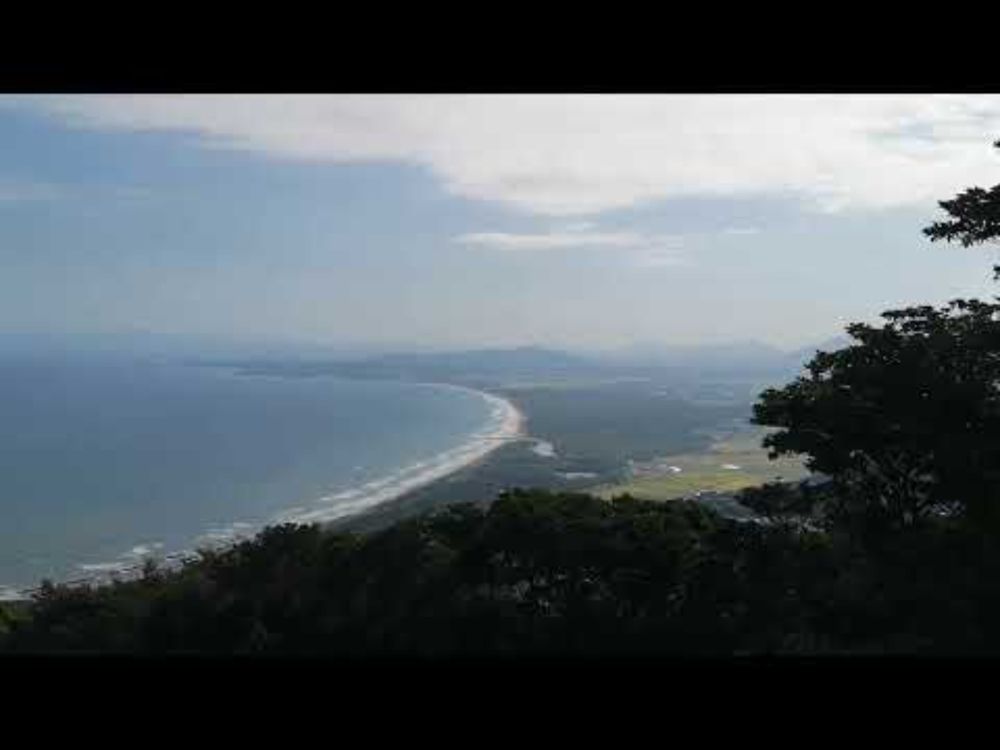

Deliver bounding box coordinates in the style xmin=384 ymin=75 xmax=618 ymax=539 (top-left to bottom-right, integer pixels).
xmin=923 ymin=139 xmax=1000 ymax=277
xmin=753 ymin=299 xmax=1000 ymax=533
xmin=754 ymin=138 xmax=1000 ymax=535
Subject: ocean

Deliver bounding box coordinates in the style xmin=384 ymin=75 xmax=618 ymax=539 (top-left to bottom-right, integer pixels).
xmin=0 ymin=356 xmax=519 ymax=597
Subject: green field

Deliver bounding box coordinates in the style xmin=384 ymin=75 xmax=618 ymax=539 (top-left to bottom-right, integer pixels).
xmin=591 ymin=428 xmax=808 ymax=501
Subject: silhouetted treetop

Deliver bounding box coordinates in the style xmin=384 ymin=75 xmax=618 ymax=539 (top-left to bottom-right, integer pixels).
xmin=924 ymin=139 xmax=1000 ymax=276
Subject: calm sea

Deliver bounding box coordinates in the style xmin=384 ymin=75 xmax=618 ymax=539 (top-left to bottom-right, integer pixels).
xmin=0 ymin=357 xmax=498 ymax=595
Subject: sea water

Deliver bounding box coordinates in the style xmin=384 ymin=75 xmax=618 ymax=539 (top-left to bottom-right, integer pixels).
xmin=0 ymin=356 xmax=508 ymax=596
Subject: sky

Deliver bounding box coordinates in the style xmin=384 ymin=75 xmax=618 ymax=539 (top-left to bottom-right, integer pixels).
xmin=2 ymin=94 xmax=999 ymax=353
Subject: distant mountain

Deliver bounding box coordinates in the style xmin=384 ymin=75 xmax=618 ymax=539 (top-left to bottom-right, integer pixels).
xmin=364 ymin=346 xmax=598 ymax=373
xmin=786 ymin=335 xmax=853 ymax=363
xmin=597 ymin=336 xmax=855 ymax=375
xmin=216 ymin=338 xmax=860 ymax=385
xmin=598 ymin=340 xmax=792 ymax=374
xmin=231 ymin=346 xmax=606 ymax=384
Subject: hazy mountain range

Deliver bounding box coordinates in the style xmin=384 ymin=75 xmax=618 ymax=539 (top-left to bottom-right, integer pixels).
xmin=223 ymin=339 xmax=854 ymax=384
xmin=596 ymin=337 xmax=851 ymax=371
xmin=0 ymin=331 xmax=853 ymax=379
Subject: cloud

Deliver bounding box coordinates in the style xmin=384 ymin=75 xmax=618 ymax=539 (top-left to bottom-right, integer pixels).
xmin=456 ymin=225 xmax=690 ymax=269
xmin=455 ymin=229 xmax=662 ymax=251
xmin=10 ymin=94 xmax=1000 ymax=216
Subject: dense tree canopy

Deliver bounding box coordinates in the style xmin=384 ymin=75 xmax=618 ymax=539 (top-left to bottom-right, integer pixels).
xmin=2 ymin=492 xmax=816 ymax=655
xmin=8 ymin=486 xmax=1000 ymax=655
xmin=753 ymin=298 xmax=1000 ymax=533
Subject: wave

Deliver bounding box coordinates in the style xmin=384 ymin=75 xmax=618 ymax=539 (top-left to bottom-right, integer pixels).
xmin=531 ymin=440 xmax=556 ymax=458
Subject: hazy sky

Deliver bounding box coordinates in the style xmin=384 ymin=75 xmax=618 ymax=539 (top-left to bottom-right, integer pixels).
xmin=2 ymin=94 xmax=999 ymax=352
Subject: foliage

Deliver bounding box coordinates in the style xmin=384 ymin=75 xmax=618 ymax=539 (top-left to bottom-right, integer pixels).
xmin=753 ymin=299 xmax=1000 ymax=533
xmin=0 ymin=491 xmax=837 ymax=655
xmin=737 ymin=481 xmax=826 ymax=522
xmin=5 ymin=486 xmax=999 ymax=655
xmin=923 ymin=139 xmax=1000 ymax=276
xmin=754 ymin=138 xmax=1000 ymax=535
xmin=924 ymin=140 xmax=1000 ymax=247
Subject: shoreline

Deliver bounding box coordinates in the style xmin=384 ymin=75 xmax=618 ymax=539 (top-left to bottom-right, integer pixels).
xmin=0 ymin=383 xmax=527 ymax=600
xmin=182 ymin=370 xmax=528 ymax=529
xmin=287 ymin=383 xmax=526 ymax=527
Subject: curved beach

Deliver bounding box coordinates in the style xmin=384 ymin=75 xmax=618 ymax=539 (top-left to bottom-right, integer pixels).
xmin=265 ymin=384 xmax=525 ymax=527
xmin=3 ymin=383 xmax=526 ymax=600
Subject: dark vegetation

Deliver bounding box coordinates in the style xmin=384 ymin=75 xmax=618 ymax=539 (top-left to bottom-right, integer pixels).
xmin=4 ymin=141 xmax=1000 ymax=655
xmin=502 ymin=384 xmax=745 ymax=470
xmin=0 ymin=493 xmax=809 ymax=655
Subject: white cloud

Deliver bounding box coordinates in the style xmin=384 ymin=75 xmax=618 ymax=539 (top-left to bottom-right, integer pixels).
xmin=9 ymin=94 xmax=1000 ymax=216
xmin=456 ymin=225 xmax=690 ymax=269
xmin=456 ymin=229 xmax=662 ymax=251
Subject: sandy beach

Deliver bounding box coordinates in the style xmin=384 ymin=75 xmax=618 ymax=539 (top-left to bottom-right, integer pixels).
xmin=260 ymin=383 xmax=526 ymax=527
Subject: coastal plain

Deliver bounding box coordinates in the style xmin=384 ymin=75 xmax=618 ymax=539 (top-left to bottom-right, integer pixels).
xmin=332 ymin=375 xmax=797 ymax=532
xmin=590 ymin=429 xmax=809 ymax=502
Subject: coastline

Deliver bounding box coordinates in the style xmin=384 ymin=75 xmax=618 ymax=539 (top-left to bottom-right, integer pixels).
xmin=176 ymin=371 xmax=527 ymax=531
xmin=1 ymin=382 xmax=527 ymax=601
xmin=287 ymin=383 xmax=526 ymax=527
